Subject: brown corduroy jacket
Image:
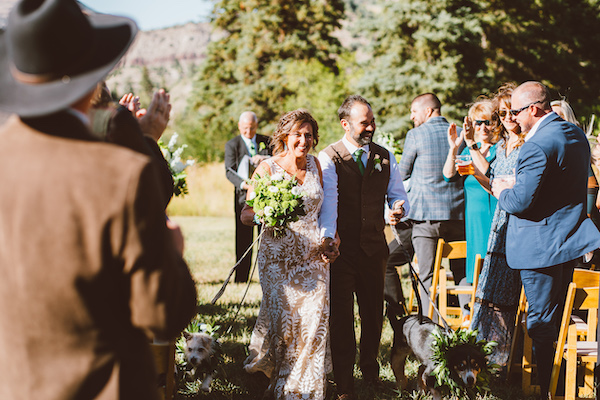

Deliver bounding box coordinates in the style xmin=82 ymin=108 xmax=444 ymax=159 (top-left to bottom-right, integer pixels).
xmin=0 ymin=113 xmax=197 ymax=400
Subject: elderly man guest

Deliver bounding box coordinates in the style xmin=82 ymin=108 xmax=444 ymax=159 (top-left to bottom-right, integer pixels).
xmin=492 ymin=81 xmax=600 ymax=399
xmin=319 ymin=95 xmax=409 ymax=400
xmin=0 ymin=1 xmax=197 ymax=399
xmin=225 ymin=111 xmax=271 ymax=282
xmin=398 ymin=93 xmax=466 ymax=319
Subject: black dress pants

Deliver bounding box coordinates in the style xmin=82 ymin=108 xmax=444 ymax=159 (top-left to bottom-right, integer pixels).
xmin=330 ymin=248 xmax=387 ymax=395
xmin=234 ymin=201 xmax=253 ymax=283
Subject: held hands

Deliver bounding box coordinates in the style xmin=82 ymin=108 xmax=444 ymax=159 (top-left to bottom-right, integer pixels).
xmin=389 ymin=200 xmax=406 ymax=225
xmin=321 ymin=235 xmax=340 ymax=263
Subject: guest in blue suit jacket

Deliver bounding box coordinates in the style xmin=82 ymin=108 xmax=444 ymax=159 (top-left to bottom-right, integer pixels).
xmin=492 ymin=81 xmax=600 ymax=399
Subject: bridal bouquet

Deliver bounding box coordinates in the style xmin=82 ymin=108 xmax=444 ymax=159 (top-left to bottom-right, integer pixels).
xmin=246 ymin=173 xmax=306 ymax=237
xmin=159 ymin=133 xmax=195 ymax=197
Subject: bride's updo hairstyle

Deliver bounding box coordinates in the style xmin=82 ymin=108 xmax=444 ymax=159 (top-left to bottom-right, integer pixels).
xmin=271 ymin=109 xmax=319 ymax=155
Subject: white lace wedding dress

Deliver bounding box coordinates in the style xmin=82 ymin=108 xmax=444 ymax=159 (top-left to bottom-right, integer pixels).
xmin=243 ymin=155 xmax=332 ymax=400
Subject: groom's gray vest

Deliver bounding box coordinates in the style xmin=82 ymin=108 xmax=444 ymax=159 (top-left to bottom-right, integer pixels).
xmin=323 ymin=140 xmax=390 ymax=257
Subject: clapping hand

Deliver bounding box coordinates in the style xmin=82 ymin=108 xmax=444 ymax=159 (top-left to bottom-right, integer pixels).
xmin=138 ymin=89 xmax=172 ymax=142
xmin=463 ymin=116 xmax=476 ymax=147
xmin=447 ymin=122 xmax=464 ymax=150
xmin=118 ymin=93 xmax=141 ymax=115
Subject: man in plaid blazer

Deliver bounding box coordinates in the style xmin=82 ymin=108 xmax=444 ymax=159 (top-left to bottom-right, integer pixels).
xmin=398 ymin=93 xmax=465 ymax=318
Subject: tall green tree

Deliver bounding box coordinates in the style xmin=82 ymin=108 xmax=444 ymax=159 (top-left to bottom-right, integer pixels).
xmin=356 ymin=0 xmax=489 ymax=136
xmin=179 ymin=0 xmax=346 ymax=161
xmin=356 ymin=0 xmax=600 ymax=139
xmin=481 ymin=0 xmax=600 ymax=124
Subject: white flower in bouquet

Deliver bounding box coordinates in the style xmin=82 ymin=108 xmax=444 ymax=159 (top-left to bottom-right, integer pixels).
xmin=246 ymin=173 xmax=306 ymax=237
xmin=270 ymin=173 xmax=284 ymax=181
xmin=158 ymin=132 xmax=195 ymax=197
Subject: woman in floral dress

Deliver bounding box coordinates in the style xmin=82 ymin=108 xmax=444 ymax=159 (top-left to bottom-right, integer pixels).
xmin=470 ymin=84 xmax=524 ymax=369
xmin=241 ymin=109 xmax=337 ymax=400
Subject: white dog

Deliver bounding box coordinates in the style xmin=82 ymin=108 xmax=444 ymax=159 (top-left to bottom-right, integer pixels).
xmin=180 ymin=330 xmax=220 ymax=392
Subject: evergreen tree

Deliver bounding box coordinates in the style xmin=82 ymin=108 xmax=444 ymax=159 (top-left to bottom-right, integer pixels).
xmin=481 ymin=0 xmax=600 ymax=123
xmin=356 ymin=0 xmax=489 ymax=137
xmin=179 ymin=0 xmax=345 ymax=161
xmin=356 ymin=0 xmax=600 ymax=139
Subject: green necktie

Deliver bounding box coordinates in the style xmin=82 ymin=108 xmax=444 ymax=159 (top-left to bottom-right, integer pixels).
xmin=355 ymin=149 xmax=365 ymax=175
xmin=249 ymin=142 xmax=257 ymax=156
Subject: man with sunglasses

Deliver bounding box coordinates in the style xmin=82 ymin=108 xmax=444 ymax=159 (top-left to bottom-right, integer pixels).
xmin=492 ymin=81 xmax=600 ymax=399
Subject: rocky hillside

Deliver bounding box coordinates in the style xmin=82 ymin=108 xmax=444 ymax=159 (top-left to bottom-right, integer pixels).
xmin=105 ymin=22 xmax=220 ymax=116
xmin=0 ymin=0 xmax=362 ymax=121
xmin=0 ymin=0 xmax=216 ymax=118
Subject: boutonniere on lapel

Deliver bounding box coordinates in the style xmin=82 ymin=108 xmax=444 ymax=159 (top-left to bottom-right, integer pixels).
xmin=258 ymin=142 xmax=266 ymax=152
xmin=371 ymin=154 xmax=383 ymax=175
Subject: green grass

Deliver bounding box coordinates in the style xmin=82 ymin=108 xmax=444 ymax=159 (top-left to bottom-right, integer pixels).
xmin=171 ymin=216 xmax=542 ymax=399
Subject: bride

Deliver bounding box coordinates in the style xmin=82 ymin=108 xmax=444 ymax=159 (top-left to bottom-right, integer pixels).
xmin=241 ymin=109 xmax=339 ymax=400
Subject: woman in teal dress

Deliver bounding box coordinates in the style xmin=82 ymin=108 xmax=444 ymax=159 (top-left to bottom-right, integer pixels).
xmin=443 ymin=99 xmax=498 ymax=320
xmin=470 ymin=84 xmax=524 ymax=370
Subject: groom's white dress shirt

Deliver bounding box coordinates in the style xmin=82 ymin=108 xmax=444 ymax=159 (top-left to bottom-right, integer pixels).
xmin=318 ymin=136 xmax=409 ymax=239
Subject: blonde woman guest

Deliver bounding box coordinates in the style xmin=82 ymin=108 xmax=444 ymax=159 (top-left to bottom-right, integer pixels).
xmin=443 ymin=99 xmax=498 ymax=321
xmin=555 ymin=100 xmax=600 ymax=265
xmin=470 ymin=84 xmax=524 ymax=369
xmin=241 ymin=109 xmax=339 ymax=400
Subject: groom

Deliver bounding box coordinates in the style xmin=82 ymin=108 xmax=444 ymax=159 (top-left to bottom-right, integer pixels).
xmin=319 ymin=95 xmax=409 ymax=400
xmin=492 ymin=81 xmax=600 ymax=399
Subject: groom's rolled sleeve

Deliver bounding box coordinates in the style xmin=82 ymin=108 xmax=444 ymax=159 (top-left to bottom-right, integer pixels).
xmin=499 ymin=142 xmax=548 ymax=216
xmin=387 ymin=152 xmax=410 ymax=214
xmin=318 ymin=151 xmax=338 ymax=239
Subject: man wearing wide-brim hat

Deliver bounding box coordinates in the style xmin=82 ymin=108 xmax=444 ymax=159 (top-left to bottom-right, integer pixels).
xmin=0 ymin=1 xmax=197 ymax=399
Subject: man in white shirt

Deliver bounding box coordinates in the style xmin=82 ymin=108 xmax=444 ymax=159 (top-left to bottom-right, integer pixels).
xmin=224 ymin=111 xmax=271 ymax=282
xmin=318 ymin=95 xmax=409 ymax=400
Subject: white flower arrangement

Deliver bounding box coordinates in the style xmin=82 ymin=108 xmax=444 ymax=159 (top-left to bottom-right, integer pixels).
xmin=158 ymin=133 xmax=195 ymax=197
xmin=246 ymin=173 xmax=306 ymax=237
xmin=375 ymin=130 xmax=402 ymax=162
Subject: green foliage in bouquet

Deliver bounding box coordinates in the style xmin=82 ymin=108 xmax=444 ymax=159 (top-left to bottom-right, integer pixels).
xmin=246 ymin=172 xmax=306 ymax=237
xmin=430 ymin=328 xmax=500 ymax=397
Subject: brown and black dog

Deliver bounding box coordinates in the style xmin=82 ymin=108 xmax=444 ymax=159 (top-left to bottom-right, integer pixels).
xmin=388 ymin=313 xmax=486 ymax=399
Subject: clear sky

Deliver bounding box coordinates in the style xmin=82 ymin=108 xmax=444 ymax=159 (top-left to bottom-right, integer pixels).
xmin=81 ymin=0 xmax=213 ymax=31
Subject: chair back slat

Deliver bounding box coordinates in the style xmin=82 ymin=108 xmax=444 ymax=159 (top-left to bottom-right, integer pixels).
xmin=572 ymin=268 xmax=600 ymax=288
xmin=572 ymin=287 xmax=599 ymax=311
xmin=441 ymin=241 xmax=467 ymax=259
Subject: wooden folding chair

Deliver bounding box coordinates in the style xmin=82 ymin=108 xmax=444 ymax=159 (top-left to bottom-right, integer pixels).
xmin=428 ymin=239 xmax=476 ymax=328
xmin=550 ymin=284 xmax=599 ymax=400
xmin=508 ymin=269 xmax=600 ymax=397
xmin=405 ymin=254 xmax=420 ymax=314
xmin=151 ymin=340 xmax=176 ymax=400
xmin=441 ymin=253 xmax=483 ymax=327
xmin=507 ymin=286 xmax=538 ymax=395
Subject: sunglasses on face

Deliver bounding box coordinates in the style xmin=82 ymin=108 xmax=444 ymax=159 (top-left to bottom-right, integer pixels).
xmin=509 ymin=100 xmax=543 ymax=116
xmin=498 ymin=110 xmax=510 ymax=118
xmin=474 ymin=119 xmax=490 ymax=126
